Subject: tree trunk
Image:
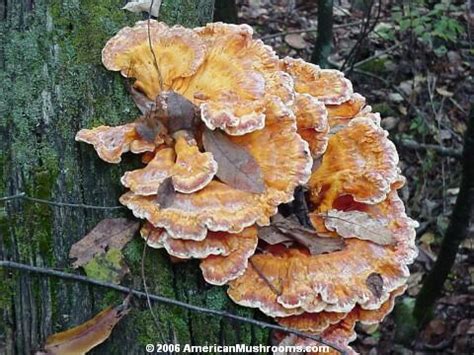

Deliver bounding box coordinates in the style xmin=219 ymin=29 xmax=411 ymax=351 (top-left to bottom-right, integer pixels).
xmin=413 ymin=105 xmax=474 ymax=325
xmin=213 ymin=0 xmax=238 ymax=23
xmin=0 ymin=1 xmax=268 ymax=354
xmin=310 ymin=0 xmax=333 ymax=68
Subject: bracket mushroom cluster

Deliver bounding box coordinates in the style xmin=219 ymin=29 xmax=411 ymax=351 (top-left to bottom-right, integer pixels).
xmin=75 ymin=21 xmax=417 ymax=354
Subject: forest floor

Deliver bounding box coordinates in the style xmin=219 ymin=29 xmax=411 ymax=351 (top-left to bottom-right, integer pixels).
xmin=237 ymin=0 xmax=472 ymax=354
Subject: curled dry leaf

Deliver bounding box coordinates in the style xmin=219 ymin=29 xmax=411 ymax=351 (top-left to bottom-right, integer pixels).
xmin=322 ymin=209 xmax=394 ymax=246
xmin=366 ymin=273 xmax=384 ymax=299
xmin=40 ymin=297 xmax=131 ymax=355
xmin=270 ymin=214 xmax=345 ymax=255
xmin=155 ymin=177 xmax=176 ymax=209
xmin=69 ymin=218 xmax=139 ymax=268
xmin=122 ymin=0 xmax=162 ymax=17
xmin=129 ymin=87 xmax=155 ymax=115
xmin=202 ymin=129 xmax=265 ymax=193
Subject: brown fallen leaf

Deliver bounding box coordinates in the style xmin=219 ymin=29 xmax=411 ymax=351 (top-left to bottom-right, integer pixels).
xmin=257 ymin=225 xmax=293 ymax=245
xmin=134 ymin=113 xmax=167 ymax=144
xmin=284 ymin=33 xmax=308 ymax=49
xmin=39 ymin=297 xmax=131 ymax=355
xmin=129 ymin=87 xmax=155 ymax=115
xmin=157 ymin=91 xmax=200 ymax=134
xmin=155 ymin=177 xmax=176 ymax=209
xmin=69 ymin=218 xmax=139 ymax=268
xmin=322 ymin=209 xmax=394 ymax=245
xmin=366 ymin=272 xmax=384 ymax=299
xmin=202 ymin=129 xmax=265 ymax=193
xmin=259 ymin=214 xmax=345 ymax=255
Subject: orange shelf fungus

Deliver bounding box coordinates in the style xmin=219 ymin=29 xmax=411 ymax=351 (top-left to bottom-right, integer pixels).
xmin=75 ymin=20 xmax=417 ymax=354
xmin=75 ymin=123 xmax=157 ymax=164
xmin=141 ymin=223 xmax=257 ymax=285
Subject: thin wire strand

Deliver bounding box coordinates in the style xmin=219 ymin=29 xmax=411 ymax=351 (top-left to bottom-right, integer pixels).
xmin=0 ymin=260 xmax=347 ymax=354
xmin=0 ymin=192 xmax=124 ymax=210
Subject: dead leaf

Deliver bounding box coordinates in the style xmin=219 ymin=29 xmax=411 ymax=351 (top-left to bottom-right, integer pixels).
xmin=262 ymin=214 xmax=345 ymax=255
xmin=69 ymin=218 xmax=139 ymax=268
xmin=155 ymin=177 xmax=176 ymax=209
xmin=83 ymin=248 xmax=130 ymax=284
xmin=40 ymin=297 xmax=130 ymax=355
xmin=257 ymin=225 xmax=292 ymax=245
xmin=284 ymin=33 xmax=307 ymax=49
xmin=157 ymin=92 xmax=199 ymax=134
xmin=134 ymin=114 xmax=167 ymax=144
xmin=122 ymin=0 xmax=162 ymax=17
xmin=202 ymin=129 xmax=265 ymax=193
xmin=130 ymin=87 xmax=155 ymax=115
xmin=366 ymin=272 xmax=384 ymax=299
xmin=436 ymin=87 xmax=454 ymax=97
xmin=322 ymin=209 xmax=394 ymax=245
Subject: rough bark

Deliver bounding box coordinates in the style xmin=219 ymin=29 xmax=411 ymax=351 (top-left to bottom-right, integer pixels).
xmin=310 ymin=0 xmax=333 ymax=68
xmin=413 ymin=105 xmax=474 ymax=325
xmin=0 ymin=1 xmax=268 ymax=354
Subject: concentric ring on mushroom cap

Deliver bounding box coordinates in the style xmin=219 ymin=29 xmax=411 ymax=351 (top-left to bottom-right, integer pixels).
xmin=140 ymin=222 xmax=257 ymax=285
xmin=227 ymin=186 xmax=417 ymax=316
xmin=120 ymin=98 xmax=312 ymax=241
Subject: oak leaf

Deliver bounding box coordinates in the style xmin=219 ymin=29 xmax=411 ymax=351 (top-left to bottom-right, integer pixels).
xmin=69 ymin=218 xmax=139 ymax=268
xmin=259 ymin=214 xmax=345 ymax=255
xmin=202 ymin=129 xmax=265 ymax=193
xmin=322 ymin=209 xmax=394 ymax=245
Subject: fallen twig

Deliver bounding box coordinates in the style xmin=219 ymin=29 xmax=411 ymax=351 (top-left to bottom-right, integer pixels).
xmin=0 ymin=260 xmax=347 ymax=354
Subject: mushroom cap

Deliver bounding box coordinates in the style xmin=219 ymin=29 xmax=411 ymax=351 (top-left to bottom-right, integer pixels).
xmin=171 ymin=132 xmax=217 ymax=193
xmin=227 ymin=187 xmax=417 ymax=316
xmin=274 ymin=286 xmax=406 ymax=355
xmin=309 ymin=116 xmax=400 ymax=209
xmin=326 ymin=93 xmax=367 ymax=128
xmin=120 ymin=98 xmax=312 ymax=241
xmin=293 ymin=93 xmax=329 ymax=159
xmin=121 ymin=147 xmax=175 ymax=196
xmin=140 ymin=222 xmax=257 ymax=285
xmin=75 ymin=123 xmax=156 ymax=163
xmin=102 ymin=21 xmax=288 ymax=136
xmin=281 ymin=57 xmax=353 ymax=105
xmin=102 ymin=21 xmax=206 ymax=99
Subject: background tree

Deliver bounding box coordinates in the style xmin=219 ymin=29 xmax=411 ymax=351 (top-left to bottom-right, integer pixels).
xmin=214 ymin=0 xmax=238 ymax=23
xmin=413 ymin=105 xmax=473 ymax=325
xmin=310 ymin=0 xmax=333 ymax=68
xmin=0 ymin=1 xmax=268 ymax=354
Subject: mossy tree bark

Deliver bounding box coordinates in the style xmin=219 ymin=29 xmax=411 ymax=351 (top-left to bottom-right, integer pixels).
xmin=0 ymin=1 xmax=268 ymax=354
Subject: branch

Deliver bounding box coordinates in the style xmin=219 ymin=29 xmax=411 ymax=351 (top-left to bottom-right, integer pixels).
xmin=0 ymin=260 xmax=347 ymax=354
xmin=396 ymin=139 xmax=462 ymax=158
xmin=259 ymin=21 xmax=363 ymax=41
xmin=0 ymin=192 xmax=125 ymax=210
